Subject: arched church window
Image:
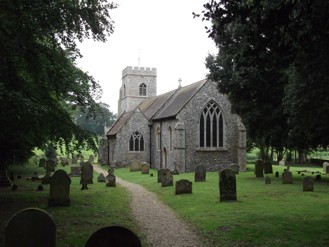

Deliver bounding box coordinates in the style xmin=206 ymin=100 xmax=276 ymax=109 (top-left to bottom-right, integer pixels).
xmin=157 ymin=127 xmax=161 ymax=151
xmin=129 ymin=131 xmax=144 ymax=151
xmin=169 ymin=126 xmax=172 ymax=150
xmin=123 ymin=84 xmax=126 ymax=96
xmin=139 ymin=83 xmax=147 ymax=96
xmin=199 ymin=100 xmax=223 ymax=148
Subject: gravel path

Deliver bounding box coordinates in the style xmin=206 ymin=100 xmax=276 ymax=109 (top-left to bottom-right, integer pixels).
xmin=93 ymin=165 xmax=204 ymax=247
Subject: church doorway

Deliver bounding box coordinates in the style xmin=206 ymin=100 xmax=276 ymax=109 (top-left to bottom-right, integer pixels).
xmin=162 ymin=147 xmax=167 ymax=169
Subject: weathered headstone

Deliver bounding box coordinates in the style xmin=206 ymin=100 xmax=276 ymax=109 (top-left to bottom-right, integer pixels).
xmin=157 ymin=169 xmax=165 ymax=183
xmin=175 ymin=179 xmax=192 ymax=195
xmin=171 ymin=168 xmax=179 ymax=175
xmin=255 ymin=160 xmax=264 ymax=178
xmin=282 ymin=170 xmax=293 ymax=184
xmin=263 ymin=161 xmax=273 ymax=174
xmin=105 ymin=173 xmax=116 ymax=187
xmin=88 ymin=155 xmax=95 ymax=163
xmin=275 ymin=171 xmax=279 ymax=177
xmin=303 ymin=176 xmax=314 ymax=192
xmin=279 ymin=159 xmax=286 ymax=166
xmin=70 ymin=166 xmax=81 ymax=177
xmin=326 ymin=166 xmax=329 ymax=174
xmin=230 ymin=164 xmax=240 ymax=174
xmin=80 ymin=162 xmax=93 ymax=190
xmin=5 ymin=208 xmax=56 ymax=247
xmin=194 ymin=165 xmax=206 ymax=182
xmin=161 ymin=169 xmax=173 ymax=187
xmin=219 ymin=169 xmax=237 ymax=202
xmin=85 ymin=226 xmax=141 ymax=247
xmin=48 ymin=170 xmax=71 ymax=206
xmin=97 ymin=173 xmax=106 ymax=182
xmin=39 ymin=158 xmax=46 ymax=167
xmin=265 ymin=175 xmax=271 ymax=184
xmin=323 ymin=162 xmax=329 ymax=173
xmin=141 ymin=163 xmax=150 ymax=174
xmin=130 ymin=160 xmax=141 ymax=172
xmin=315 ymin=174 xmax=321 ymax=181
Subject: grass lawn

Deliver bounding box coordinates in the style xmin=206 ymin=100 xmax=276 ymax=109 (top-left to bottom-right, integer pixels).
xmin=115 ymin=164 xmax=329 ymax=247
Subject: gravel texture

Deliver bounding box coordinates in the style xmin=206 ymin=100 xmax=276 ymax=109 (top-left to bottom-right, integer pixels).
xmin=93 ymin=165 xmax=204 ymax=247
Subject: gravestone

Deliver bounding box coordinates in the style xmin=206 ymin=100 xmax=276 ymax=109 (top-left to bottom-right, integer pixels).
xmin=219 ymin=169 xmax=237 ymax=202
xmin=230 ymin=164 xmax=240 ymax=174
xmin=80 ymin=162 xmax=93 ymax=185
xmin=194 ymin=165 xmax=206 ymax=182
xmin=303 ymin=176 xmax=314 ymax=192
xmin=175 ymin=179 xmax=192 ymax=195
xmin=171 ymin=168 xmax=179 ymax=175
xmin=39 ymin=158 xmax=46 ymax=168
xmin=255 ymin=160 xmax=264 ymax=178
xmin=88 ymin=155 xmax=95 ymax=163
xmin=41 ymin=173 xmax=51 ymax=185
xmin=97 ymin=173 xmax=106 ymax=183
xmin=275 ymin=171 xmax=279 ymax=177
xmin=323 ymin=162 xmax=329 ymax=173
xmin=5 ymin=208 xmax=56 ymax=247
xmin=326 ymin=166 xmax=329 ymax=174
xmin=279 ymin=159 xmax=286 ymax=166
xmin=160 ymin=169 xmax=173 ymax=187
xmin=37 ymin=184 xmax=43 ymax=191
xmin=157 ymin=169 xmax=165 ymax=183
xmin=48 ymin=170 xmax=71 ymax=206
xmin=265 ymin=175 xmax=271 ymax=184
xmin=282 ymin=170 xmax=293 ymax=184
xmin=263 ymin=161 xmax=273 ymax=174
xmin=85 ymin=226 xmax=141 ymax=247
xmin=141 ymin=163 xmax=150 ymax=174
xmin=106 ymin=173 xmax=116 ymax=187
xmin=130 ymin=160 xmax=141 ymax=172
xmin=45 ymin=160 xmax=55 ymax=173
xmin=70 ymin=166 xmax=81 ymax=176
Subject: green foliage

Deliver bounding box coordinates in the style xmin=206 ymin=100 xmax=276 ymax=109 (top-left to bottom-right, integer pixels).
xmin=0 ymin=0 xmax=117 ymax=167
xmin=198 ymin=0 xmax=329 ymax=157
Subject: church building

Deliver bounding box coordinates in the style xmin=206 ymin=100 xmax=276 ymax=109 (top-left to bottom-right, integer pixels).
xmin=105 ymin=66 xmax=246 ymax=172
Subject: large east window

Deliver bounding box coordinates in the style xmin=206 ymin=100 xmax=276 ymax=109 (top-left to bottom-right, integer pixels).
xmin=129 ymin=131 xmax=144 ymax=151
xmin=199 ymin=100 xmax=223 ymax=148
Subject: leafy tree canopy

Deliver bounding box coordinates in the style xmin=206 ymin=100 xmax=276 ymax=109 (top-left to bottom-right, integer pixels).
xmin=197 ymin=0 xmax=329 ymax=159
xmin=0 ymin=0 xmax=117 ymax=167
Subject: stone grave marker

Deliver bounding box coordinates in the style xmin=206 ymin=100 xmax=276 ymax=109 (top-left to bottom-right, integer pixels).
xmin=282 ymin=170 xmax=293 ymax=184
xmin=70 ymin=166 xmax=81 ymax=176
xmin=175 ymin=179 xmax=192 ymax=195
xmin=71 ymin=155 xmax=78 ymax=165
xmin=45 ymin=160 xmax=55 ymax=173
xmin=303 ymin=176 xmax=314 ymax=192
xmin=41 ymin=173 xmax=51 ymax=185
xmin=255 ymin=160 xmax=264 ymax=178
xmin=171 ymin=168 xmax=179 ymax=175
xmin=315 ymin=174 xmax=321 ymax=181
xmin=219 ymin=169 xmax=237 ymax=202
xmin=279 ymin=159 xmax=286 ymax=166
xmin=326 ymin=166 xmax=329 ymax=174
xmin=106 ymin=173 xmax=116 ymax=187
xmin=157 ymin=169 xmax=165 ymax=183
xmin=161 ymin=169 xmax=173 ymax=187
xmin=141 ymin=163 xmax=150 ymax=174
xmin=80 ymin=162 xmax=93 ymax=190
xmin=39 ymin=158 xmax=46 ymax=168
xmin=323 ymin=162 xmax=329 ymax=173
xmin=5 ymin=208 xmax=56 ymax=247
xmin=97 ymin=173 xmax=106 ymax=182
xmin=88 ymin=155 xmax=95 ymax=163
xmin=48 ymin=169 xmax=71 ymax=206
xmin=194 ymin=165 xmax=206 ymax=182
xmin=265 ymin=175 xmax=271 ymax=184
xmin=263 ymin=161 xmax=273 ymax=174
xmin=130 ymin=160 xmax=141 ymax=172
xmin=230 ymin=164 xmax=240 ymax=174
xmin=275 ymin=171 xmax=279 ymax=177
xmin=85 ymin=226 xmax=141 ymax=247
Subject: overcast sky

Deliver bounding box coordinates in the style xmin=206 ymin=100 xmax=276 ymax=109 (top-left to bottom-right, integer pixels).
xmin=77 ymin=0 xmax=217 ymax=115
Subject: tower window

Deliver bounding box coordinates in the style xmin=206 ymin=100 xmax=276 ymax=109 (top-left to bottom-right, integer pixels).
xmin=139 ymin=83 xmax=147 ymax=96
xmin=199 ymin=100 xmax=224 ymax=148
xmin=129 ymin=131 xmax=144 ymax=151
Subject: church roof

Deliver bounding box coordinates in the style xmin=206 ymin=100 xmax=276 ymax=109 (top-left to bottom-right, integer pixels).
xmin=106 ymin=110 xmax=134 ymax=136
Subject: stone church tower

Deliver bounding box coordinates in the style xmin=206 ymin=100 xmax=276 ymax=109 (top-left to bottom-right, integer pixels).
xmin=117 ymin=66 xmax=157 ymax=116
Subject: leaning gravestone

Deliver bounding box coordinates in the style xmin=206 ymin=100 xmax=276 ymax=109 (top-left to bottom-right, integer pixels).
xmin=157 ymin=169 xmax=165 ymax=183
xmin=80 ymin=162 xmax=93 ymax=190
xmin=263 ymin=161 xmax=273 ymax=174
xmin=219 ymin=169 xmax=237 ymax=202
xmin=303 ymin=176 xmax=314 ymax=192
xmin=230 ymin=164 xmax=240 ymax=174
xmin=282 ymin=170 xmax=293 ymax=184
xmin=48 ymin=170 xmax=71 ymax=206
xmin=130 ymin=160 xmax=141 ymax=172
xmin=39 ymin=158 xmax=46 ymax=168
xmin=141 ymin=163 xmax=150 ymax=174
xmin=194 ymin=165 xmax=206 ymax=182
xmin=175 ymin=179 xmax=192 ymax=195
xmin=85 ymin=226 xmax=141 ymax=247
xmin=97 ymin=173 xmax=106 ymax=183
xmin=255 ymin=160 xmax=264 ymax=178
xmin=161 ymin=169 xmax=173 ymax=187
xmin=5 ymin=208 xmax=56 ymax=247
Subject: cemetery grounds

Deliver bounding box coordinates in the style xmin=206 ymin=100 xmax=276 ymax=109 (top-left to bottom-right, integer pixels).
xmin=1 ymin=158 xmax=329 ymax=246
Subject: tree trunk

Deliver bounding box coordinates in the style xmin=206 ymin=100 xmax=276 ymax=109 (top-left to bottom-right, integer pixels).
xmin=298 ymin=150 xmax=307 ymax=164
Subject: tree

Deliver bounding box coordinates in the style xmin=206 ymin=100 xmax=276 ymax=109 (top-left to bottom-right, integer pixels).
xmin=73 ymin=103 xmax=117 ymax=136
xmin=198 ymin=0 xmax=329 ymax=160
xmin=0 ymin=0 xmax=117 ymax=171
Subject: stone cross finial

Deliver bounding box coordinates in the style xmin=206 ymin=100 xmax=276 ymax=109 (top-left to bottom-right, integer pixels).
xmin=178 ymin=78 xmax=182 ymax=88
